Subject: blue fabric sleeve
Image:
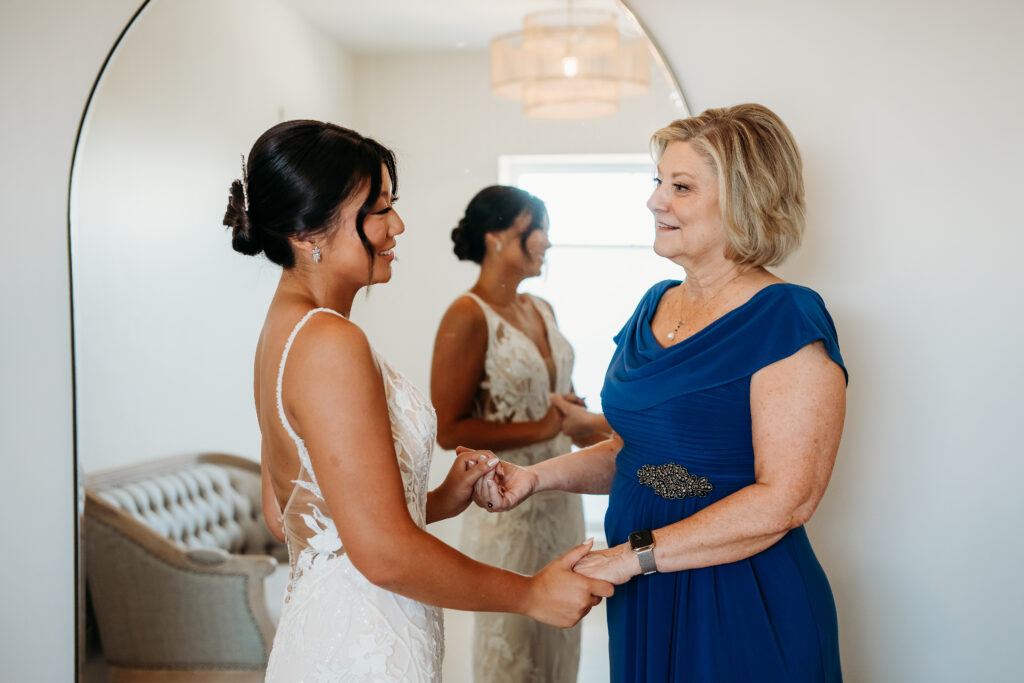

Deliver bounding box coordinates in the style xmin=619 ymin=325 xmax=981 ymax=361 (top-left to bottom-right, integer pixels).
xmin=745 ymin=285 xmax=848 ymax=384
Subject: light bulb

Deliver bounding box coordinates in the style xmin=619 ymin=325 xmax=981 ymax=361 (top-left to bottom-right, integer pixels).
xmin=562 ymin=56 xmax=579 ymax=77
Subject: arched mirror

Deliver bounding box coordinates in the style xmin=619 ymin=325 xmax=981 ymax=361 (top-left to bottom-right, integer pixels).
xmin=71 ymin=0 xmax=689 ymax=679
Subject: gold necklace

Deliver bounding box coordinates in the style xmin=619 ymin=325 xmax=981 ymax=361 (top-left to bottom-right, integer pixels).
xmin=665 ymin=273 xmax=746 ymax=341
xmin=666 ymin=318 xmax=686 ymax=341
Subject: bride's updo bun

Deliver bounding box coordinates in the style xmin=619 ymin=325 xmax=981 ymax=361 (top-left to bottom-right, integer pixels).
xmin=223 ymin=179 xmax=261 ymax=254
xmin=450 ymin=214 xmax=483 ymax=262
xmin=451 ymin=185 xmax=547 ymax=264
xmin=223 ymin=120 xmax=397 ymax=269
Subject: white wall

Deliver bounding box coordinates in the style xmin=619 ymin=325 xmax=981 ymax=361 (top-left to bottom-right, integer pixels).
xmin=0 ymin=1 xmax=141 ymax=679
xmin=1 ymin=0 xmax=1022 ymax=681
xmin=73 ymin=0 xmax=355 ymax=472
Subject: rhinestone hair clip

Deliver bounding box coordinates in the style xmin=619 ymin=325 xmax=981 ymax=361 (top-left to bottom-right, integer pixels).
xmin=240 ymin=153 xmax=250 ymax=212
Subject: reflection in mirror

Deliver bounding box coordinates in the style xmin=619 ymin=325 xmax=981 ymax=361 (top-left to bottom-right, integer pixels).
xmin=71 ymin=0 xmax=687 ymax=679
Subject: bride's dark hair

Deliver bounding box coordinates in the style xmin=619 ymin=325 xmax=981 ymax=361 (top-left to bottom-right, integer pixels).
xmin=223 ymin=120 xmax=396 ymax=270
xmin=451 ymin=185 xmax=547 ymax=264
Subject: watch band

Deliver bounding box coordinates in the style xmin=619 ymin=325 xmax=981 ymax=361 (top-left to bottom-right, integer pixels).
xmin=636 ymin=546 xmax=658 ymax=575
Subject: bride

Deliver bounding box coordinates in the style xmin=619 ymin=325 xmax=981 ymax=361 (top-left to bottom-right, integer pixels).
xmin=222 ymin=120 xmax=613 ymax=682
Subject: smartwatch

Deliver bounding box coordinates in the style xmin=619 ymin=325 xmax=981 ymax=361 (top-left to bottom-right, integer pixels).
xmin=628 ymin=529 xmax=658 ymax=575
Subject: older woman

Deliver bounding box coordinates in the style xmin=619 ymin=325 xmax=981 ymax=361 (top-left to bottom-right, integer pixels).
xmin=475 ymin=103 xmax=848 ymax=682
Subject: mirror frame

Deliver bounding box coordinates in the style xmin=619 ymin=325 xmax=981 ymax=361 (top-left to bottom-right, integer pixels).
xmin=67 ymin=0 xmax=689 ymax=677
xmin=69 ymin=3 xmax=155 ymax=675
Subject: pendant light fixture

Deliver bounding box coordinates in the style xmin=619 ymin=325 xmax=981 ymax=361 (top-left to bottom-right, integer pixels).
xmin=490 ymin=1 xmax=651 ymax=119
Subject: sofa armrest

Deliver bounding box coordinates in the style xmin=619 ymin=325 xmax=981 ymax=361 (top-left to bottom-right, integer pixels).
xmin=184 ymin=547 xmax=277 ymax=577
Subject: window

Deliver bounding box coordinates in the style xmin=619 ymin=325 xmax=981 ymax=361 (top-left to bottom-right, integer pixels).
xmin=501 ymin=154 xmax=683 ymax=541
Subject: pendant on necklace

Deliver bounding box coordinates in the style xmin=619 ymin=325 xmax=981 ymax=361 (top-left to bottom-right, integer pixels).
xmin=666 ymin=319 xmax=685 ymax=341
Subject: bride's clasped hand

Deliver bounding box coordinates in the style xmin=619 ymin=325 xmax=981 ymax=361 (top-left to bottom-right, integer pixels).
xmin=448 ymin=445 xmax=616 ymax=626
xmin=467 ymin=443 xmax=636 ymax=586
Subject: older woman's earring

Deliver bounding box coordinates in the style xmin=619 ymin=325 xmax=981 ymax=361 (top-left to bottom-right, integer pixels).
xmin=495 ymin=240 xmax=503 ymax=253
xmin=312 ymin=245 xmax=322 ymax=263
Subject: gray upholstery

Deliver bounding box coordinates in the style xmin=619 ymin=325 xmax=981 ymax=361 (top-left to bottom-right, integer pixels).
xmin=93 ymin=461 xmax=277 ymax=555
xmin=84 ymin=453 xmax=289 ymax=682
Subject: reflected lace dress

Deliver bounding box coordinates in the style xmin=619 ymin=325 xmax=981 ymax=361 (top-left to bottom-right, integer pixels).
xmin=264 ymin=308 xmax=444 ymax=682
xmin=458 ymin=293 xmax=585 ymax=683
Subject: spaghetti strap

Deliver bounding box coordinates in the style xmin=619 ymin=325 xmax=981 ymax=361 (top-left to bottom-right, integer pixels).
xmin=462 ymin=291 xmax=485 ymax=307
xmin=462 ymin=291 xmax=495 ymax=319
xmin=275 ymin=307 xmax=346 ymax=496
xmin=462 ymin=292 xmax=504 ymax=343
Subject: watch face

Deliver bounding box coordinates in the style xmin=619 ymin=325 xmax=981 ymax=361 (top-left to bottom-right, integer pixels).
xmin=629 ymin=529 xmax=654 ymax=549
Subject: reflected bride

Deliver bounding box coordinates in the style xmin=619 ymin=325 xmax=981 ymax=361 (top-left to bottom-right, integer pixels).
xmin=431 ymin=186 xmax=610 ymax=683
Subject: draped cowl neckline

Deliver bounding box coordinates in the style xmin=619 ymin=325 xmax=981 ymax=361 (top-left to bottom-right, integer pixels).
xmin=601 ymin=280 xmax=847 ymax=411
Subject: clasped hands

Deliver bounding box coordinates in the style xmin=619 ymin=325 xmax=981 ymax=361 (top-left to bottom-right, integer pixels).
xmin=453 ymin=445 xmax=637 ymax=587
xmin=547 ymin=392 xmax=608 ymax=446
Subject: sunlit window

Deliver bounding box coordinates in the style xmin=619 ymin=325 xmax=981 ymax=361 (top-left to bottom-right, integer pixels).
xmin=501 ymin=154 xmax=684 ymax=542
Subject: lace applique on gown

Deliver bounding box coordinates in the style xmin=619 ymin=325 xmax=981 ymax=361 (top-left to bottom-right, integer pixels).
xmin=459 ymin=293 xmax=585 ymax=683
xmin=264 ymin=308 xmax=443 ymax=683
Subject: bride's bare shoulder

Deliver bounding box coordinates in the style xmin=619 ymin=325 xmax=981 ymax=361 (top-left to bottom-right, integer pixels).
xmin=286 ymin=311 xmax=372 ymax=367
xmin=257 ymin=307 xmax=369 ymax=380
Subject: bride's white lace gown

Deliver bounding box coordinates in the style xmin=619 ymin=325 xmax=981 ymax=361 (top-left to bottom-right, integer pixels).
xmin=459 ymin=293 xmax=585 ymax=683
xmin=265 ymin=308 xmax=443 ymax=682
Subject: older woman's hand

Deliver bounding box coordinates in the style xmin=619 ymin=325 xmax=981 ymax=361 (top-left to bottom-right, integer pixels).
xmin=572 ymin=544 xmax=639 ymax=586
xmin=472 ymin=458 xmax=539 ymax=512
xmin=428 ymin=446 xmax=499 ymax=519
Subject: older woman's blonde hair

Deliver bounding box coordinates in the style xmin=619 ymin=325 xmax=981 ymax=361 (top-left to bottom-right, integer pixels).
xmin=651 ymin=103 xmax=805 ymax=267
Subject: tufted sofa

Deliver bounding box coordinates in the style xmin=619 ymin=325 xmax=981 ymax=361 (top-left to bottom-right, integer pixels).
xmin=84 ymin=453 xmax=290 ymax=682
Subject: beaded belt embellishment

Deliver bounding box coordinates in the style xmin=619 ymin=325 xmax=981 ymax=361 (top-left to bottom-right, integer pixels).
xmin=637 ymin=463 xmax=713 ymax=500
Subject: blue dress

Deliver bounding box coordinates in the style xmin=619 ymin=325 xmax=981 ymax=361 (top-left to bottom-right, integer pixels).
xmin=601 ymin=280 xmax=847 ymax=683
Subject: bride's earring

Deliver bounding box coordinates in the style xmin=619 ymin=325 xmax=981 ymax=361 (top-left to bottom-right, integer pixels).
xmin=494 ymin=239 xmax=503 ymax=253
xmin=312 ymin=245 xmax=322 ymax=263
